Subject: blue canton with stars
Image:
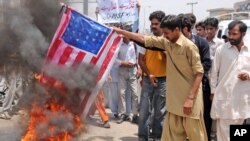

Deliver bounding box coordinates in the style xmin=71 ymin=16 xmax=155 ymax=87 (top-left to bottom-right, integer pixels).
xmin=62 ymin=11 xmax=111 ymax=55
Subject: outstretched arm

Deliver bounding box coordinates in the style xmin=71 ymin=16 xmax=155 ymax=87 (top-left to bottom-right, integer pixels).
xmin=113 ymin=27 xmax=145 ymax=44
xmin=132 ymin=39 xmax=165 ymax=51
xmin=113 ymin=27 xmax=167 ymax=50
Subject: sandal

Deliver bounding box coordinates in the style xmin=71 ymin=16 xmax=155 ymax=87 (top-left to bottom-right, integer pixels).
xmin=0 ymin=112 xmax=11 ymax=120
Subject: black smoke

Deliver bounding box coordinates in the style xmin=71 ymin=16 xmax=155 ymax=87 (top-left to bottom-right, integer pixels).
xmin=0 ymin=0 xmax=98 ymax=140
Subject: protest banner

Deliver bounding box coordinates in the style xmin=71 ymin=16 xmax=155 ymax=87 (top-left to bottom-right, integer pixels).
xmin=98 ymin=0 xmax=139 ymax=24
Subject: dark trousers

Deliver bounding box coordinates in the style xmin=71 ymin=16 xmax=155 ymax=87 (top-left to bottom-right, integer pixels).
xmin=203 ymin=92 xmax=212 ymax=140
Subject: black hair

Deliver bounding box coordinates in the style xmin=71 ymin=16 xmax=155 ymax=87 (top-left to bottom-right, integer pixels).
xmin=160 ymin=15 xmax=181 ymax=31
xmin=121 ymin=24 xmax=132 ymax=32
xmin=179 ymin=15 xmax=192 ymax=32
xmin=204 ymin=17 xmax=219 ymax=28
xmin=195 ymin=21 xmax=205 ymax=29
xmin=185 ymin=13 xmax=196 ymax=26
xmin=177 ymin=13 xmax=185 ymax=20
xmin=222 ymin=35 xmax=227 ymax=39
xmin=149 ymin=11 xmax=165 ymax=22
xmin=228 ymin=20 xmax=247 ymax=33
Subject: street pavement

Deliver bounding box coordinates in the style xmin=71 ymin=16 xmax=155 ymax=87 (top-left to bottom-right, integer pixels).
xmin=0 ymin=114 xmax=24 ymax=141
xmin=82 ymin=111 xmax=138 ymax=141
xmin=0 ymin=109 xmax=138 ymax=141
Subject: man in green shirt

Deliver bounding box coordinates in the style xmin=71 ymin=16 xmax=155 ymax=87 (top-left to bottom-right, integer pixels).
xmin=113 ymin=15 xmax=207 ymax=141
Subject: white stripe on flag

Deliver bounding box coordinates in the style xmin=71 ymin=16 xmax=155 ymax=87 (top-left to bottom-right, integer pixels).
xmin=65 ymin=47 xmax=81 ymax=66
xmin=82 ymin=34 xmax=122 ymax=119
xmin=50 ymin=42 xmax=68 ymax=64
xmin=95 ymin=32 xmax=118 ymax=67
xmin=81 ymin=53 xmax=93 ymax=64
xmin=50 ymin=11 xmax=70 ymax=48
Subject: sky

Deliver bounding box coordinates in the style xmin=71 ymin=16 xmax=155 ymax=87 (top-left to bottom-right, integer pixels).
xmin=139 ymin=0 xmax=241 ymax=31
xmin=74 ymin=0 xmax=242 ymax=32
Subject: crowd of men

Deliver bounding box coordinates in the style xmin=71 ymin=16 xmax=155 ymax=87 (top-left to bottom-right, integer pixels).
xmin=107 ymin=10 xmax=249 ymax=141
xmin=1 ymin=5 xmax=249 ymax=141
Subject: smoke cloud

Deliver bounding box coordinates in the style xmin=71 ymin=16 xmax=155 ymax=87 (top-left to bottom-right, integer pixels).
xmin=0 ymin=0 xmax=98 ymax=140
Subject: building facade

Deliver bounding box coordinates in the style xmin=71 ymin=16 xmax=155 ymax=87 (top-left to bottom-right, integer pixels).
xmin=234 ymin=0 xmax=250 ymax=12
xmin=207 ymin=0 xmax=250 ymax=21
xmin=207 ymin=8 xmax=235 ymax=18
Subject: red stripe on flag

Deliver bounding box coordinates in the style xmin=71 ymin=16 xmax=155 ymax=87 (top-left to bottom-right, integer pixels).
xmin=97 ymin=36 xmax=121 ymax=81
xmin=80 ymin=92 xmax=91 ymax=114
xmin=47 ymin=39 xmax=62 ymax=61
xmin=90 ymin=30 xmax=115 ymax=65
xmin=57 ymin=10 xmax=71 ymax=38
xmin=73 ymin=51 xmax=86 ymax=66
xmin=46 ymin=10 xmax=71 ymax=62
xmin=58 ymin=46 xmax=73 ymax=65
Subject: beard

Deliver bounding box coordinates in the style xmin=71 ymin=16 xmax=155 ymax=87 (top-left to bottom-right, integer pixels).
xmin=229 ymin=35 xmax=243 ymax=46
xmin=151 ymin=29 xmax=157 ymax=34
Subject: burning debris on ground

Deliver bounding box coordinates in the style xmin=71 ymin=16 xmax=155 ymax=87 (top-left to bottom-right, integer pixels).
xmin=0 ymin=0 xmax=99 ymax=140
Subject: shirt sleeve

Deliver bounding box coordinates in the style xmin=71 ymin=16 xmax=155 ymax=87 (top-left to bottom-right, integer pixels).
xmin=127 ymin=44 xmax=137 ymax=64
xmin=132 ymin=39 xmax=165 ymax=51
xmin=115 ymin=58 xmax=122 ymax=66
xmin=144 ymin=35 xmax=168 ymax=50
xmin=138 ymin=46 xmax=146 ymax=55
xmin=186 ymin=44 xmax=204 ymax=75
xmin=200 ymin=39 xmax=212 ymax=72
xmin=116 ymin=47 xmax=122 ymax=66
xmin=210 ymin=45 xmax=222 ymax=94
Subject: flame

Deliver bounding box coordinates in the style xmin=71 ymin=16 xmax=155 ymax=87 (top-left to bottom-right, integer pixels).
xmin=21 ymin=74 xmax=84 ymax=141
xmin=21 ymin=102 xmax=83 ymax=141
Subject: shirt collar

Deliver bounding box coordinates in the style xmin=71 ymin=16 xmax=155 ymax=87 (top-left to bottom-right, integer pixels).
xmin=243 ymin=41 xmax=250 ymax=51
xmin=228 ymin=41 xmax=250 ymax=50
xmin=211 ymin=37 xmax=217 ymax=43
xmin=207 ymin=36 xmax=219 ymax=43
xmin=244 ymin=41 xmax=250 ymax=49
xmin=175 ymin=34 xmax=185 ymax=47
xmin=191 ymin=34 xmax=196 ymax=43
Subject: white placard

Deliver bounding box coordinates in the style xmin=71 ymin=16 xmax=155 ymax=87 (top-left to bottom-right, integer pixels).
xmin=98 ymin=0 xmax=139 ymax=23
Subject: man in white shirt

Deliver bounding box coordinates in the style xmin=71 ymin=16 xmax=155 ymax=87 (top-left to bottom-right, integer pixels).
xmin=204 ymin=17 xmax=224 ymax=140
xmin=210 ymin=20 xmax=250 ymax=141
xmin=104 ymin=63 xmax=120 ymax=119
xmin=116 ymin=34 xmax=139 ymax=124
xmin=204 ymin=18 xmax=224 ymax=61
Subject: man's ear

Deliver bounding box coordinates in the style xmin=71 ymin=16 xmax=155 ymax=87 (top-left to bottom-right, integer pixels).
xmin=242 ymin=32 xmax=246 ymax=37
xmin=183 ymin=27 xmax=188 ymax=32
xmin=180 ymin=27 xmax=188 ymax=34
xmin=174 ymin=27 xmax=180 ymax=32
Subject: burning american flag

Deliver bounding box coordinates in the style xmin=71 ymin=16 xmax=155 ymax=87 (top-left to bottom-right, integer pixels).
xmin=44 ymin=7 xmax=122 ymax=117
xmin=21 ymin=6 xmax=122 ymax=141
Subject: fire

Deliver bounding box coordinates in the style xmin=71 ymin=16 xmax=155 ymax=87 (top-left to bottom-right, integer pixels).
xmin=21 ymin=103 xmax=83 ymax=141
xmin=21 ymin=74 xmax=84 ymax=141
